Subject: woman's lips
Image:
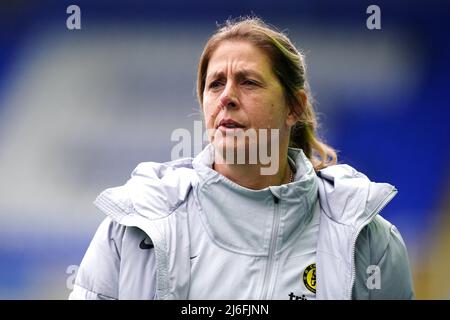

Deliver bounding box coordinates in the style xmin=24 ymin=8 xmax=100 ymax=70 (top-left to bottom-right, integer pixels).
xmin=216 ymin=119 xmax=245 ymax=131
xmin=218 ymin=125 xmax=246 ymax=132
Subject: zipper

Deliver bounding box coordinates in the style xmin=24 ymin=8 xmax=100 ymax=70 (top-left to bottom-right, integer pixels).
xmin=348 ymin=188 xmax=397 ymax=299
xmin=260 ymin=194 xmax=281 ymax=299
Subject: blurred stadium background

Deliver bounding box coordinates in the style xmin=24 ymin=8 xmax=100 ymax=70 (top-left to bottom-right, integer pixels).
xmin=0 ymin=0 xmax=449 ymax=299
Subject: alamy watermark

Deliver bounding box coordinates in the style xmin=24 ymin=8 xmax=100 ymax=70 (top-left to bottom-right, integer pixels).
xmin=65 ymin=263 xmax=381 ymax=291
xmin=64 ymin=5 xmax=380 ymax=32
xmin=66 ymin=5 xmax=81 ymax=30
xmin=366 ymin=5 xmax=381 ymax=30
xmin=171 ymin=121 xmax=280 ymax=175
xmin=366 ymin=265 xmax=381 ymax=290
xmin=66 ymin=264 xmax=79 ymax=290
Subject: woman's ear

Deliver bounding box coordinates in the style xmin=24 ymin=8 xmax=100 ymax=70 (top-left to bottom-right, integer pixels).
xmin=286 ymin=90 xmax=307 ymax=127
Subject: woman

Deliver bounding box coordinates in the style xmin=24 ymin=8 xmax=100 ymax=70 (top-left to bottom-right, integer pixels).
xmin=69 ymin=17 xmax=414 ymax=300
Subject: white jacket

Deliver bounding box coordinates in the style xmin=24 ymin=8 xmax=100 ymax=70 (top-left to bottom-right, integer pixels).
xmin=70 ymin=145 xmax=414 ymax=300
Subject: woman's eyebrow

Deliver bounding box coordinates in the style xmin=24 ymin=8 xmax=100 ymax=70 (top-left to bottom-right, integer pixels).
xmin=207 ymin=69 xmax=264 ymax=80
xmin=235 ymin=69 xmax=264 ymax=81
xmin=206 ymin=70 xmax=225 ymax=82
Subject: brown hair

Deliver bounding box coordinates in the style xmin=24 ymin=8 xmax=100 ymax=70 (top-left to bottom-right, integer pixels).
xmin=197 ymin=17 xmax=337 ymax=171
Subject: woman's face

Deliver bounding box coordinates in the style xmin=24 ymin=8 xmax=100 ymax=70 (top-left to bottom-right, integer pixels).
xmin=202 ymin=40 xmax=297 ymax=160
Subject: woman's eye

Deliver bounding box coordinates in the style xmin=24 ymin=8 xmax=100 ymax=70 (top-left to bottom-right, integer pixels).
xmin=242 ymin=80 xmax=258 ymax=86
xmin=209 ymin=81 xmax=223 ymax=89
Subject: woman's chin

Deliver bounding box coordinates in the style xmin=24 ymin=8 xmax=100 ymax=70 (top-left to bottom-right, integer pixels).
xmin=212 ymin=138 xmax=249 ymax=164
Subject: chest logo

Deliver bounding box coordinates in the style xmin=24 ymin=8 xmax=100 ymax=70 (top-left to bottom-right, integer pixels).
xmin=139 ymin=237 xmax=154 ymax=250
xmin=302 ymin=263 xmax=316 ymax=293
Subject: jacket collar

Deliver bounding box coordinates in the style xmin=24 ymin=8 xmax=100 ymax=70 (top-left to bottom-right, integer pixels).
xmin=192 ymin=144 xmax=319 ymax=256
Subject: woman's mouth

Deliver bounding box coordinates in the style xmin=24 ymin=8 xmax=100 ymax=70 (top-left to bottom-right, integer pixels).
xmin=217 ymin=119 xmax=245 ymax=131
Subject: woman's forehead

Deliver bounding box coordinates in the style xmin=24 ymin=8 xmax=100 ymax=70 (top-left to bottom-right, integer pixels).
xmin=206 ymin=41 xmax=273 ymax=78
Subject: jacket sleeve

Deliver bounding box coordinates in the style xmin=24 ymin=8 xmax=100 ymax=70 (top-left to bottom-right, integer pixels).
xmin=353 ymin=215 xmax=415 ymax=299
xmin=68 ymin=217 xmax=124 ymax=300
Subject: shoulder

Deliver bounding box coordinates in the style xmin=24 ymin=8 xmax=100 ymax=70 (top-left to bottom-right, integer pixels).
xmin=94 ymin=157 xmax=197 ymax=221
xmin=316 ymin=163 xmax=397 ymax=226
xmin=353 ymin=215 xmax=414 ymax=299
xmin=358 ymin=215 xmax=392 ymax=258
xmin=357 ymin=215 xmax=410 ymax=267
xmin=71 ymin=217 xmax=156 ymax=300
xmin=81 ymin=217 xmax=149 ymax=259
xmin=131 ymin=157 xmax=195 ymax=180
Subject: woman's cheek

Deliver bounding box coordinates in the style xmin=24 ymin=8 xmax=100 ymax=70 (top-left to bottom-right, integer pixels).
xmin=204 ymin=103 xmax=221 ymax=128
xmin=203 ymin=109 xmax=216 ymax=133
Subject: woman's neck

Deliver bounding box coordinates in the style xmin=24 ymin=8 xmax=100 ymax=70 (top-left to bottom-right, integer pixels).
xmin=213 ymin=152 xmax=291 ymax=190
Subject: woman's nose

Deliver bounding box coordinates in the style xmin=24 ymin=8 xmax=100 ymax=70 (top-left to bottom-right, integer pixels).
xmin=219 ymin=83 xmax=238 ymax=109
